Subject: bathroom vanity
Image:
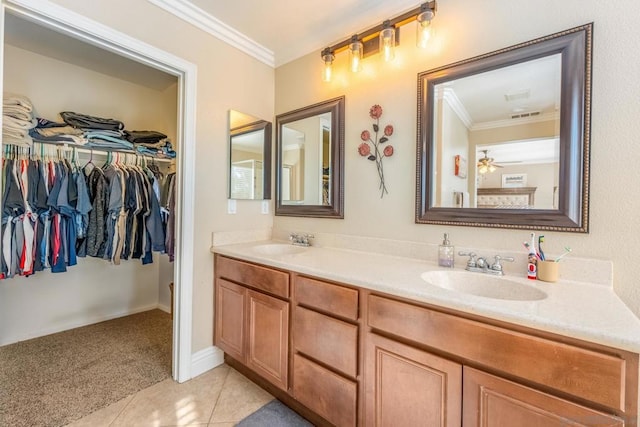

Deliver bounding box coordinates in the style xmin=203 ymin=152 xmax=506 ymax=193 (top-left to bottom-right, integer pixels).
xmin=212 ymin=241 xmax=640 ymax=426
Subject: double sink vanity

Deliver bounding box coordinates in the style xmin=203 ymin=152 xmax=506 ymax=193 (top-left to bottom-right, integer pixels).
xmin=212 ymin=239 xmax=640 ymax=426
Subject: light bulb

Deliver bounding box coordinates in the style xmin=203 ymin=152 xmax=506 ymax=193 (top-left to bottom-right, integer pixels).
xmin=349 ymin=37 xmax=363 ymax=73
xmin=478 ymin=165 xmax=488 ymax=174
xmin=416 ymin=9 xmax=435 ymax=49
xmin=323 ymin=62 xmax=332 ymax=82
xmin=379 ymin=23 xmax=395 ymax=62
xmin=321 ymin=49 xmax=334 ymax=82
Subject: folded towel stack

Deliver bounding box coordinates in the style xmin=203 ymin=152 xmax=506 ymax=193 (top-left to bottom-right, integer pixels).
xmin=3 ymin=92 xmax=37 ymax=147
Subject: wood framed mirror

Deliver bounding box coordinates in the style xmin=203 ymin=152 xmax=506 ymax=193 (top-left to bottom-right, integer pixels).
xmin=416 ymin=24 xmax=592 ymax=232
xmin=275 ymin=96 xmax=345 ymax=218
xmin=228 ymin=110 xmax=272 ymax=200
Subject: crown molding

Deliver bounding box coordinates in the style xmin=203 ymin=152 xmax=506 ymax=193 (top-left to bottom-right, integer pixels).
xmin=436 ymin=87 xmax=473 ymax=129
xmin=147 ymin=0 xmax=274 ymax=67
xmin=470 ymin=111 xmax=559 ymax=131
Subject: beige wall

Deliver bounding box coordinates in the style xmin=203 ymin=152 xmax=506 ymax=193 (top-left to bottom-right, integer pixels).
xmin=46 ymin=0 xmax=275 ymax=353
xmin=275 ymin=0 xmax=640 ymax=317
xmin=438 ymin=100 xmax=469 ymax=207
xmin=3 ymin=44 xmax=179 ymax=138
xmin=470 ymin=119 xmax=558 ymax=147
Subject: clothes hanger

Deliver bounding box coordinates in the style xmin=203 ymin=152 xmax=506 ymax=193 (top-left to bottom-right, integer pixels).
xmin=83 ymin=148 xmax=96 ymax=173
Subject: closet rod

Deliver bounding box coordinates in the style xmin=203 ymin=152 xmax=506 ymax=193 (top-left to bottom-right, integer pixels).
xmin=2 ymin=142 xmax=174 ymax=163
xmin=66 ymin=146 xmax=173 ymax=163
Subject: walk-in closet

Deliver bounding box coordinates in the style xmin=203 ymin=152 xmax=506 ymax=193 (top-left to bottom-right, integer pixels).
xmin=0 ymin=9 xmax=181 ymax=426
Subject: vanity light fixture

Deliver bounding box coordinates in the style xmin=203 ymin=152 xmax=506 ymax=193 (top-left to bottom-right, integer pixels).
xmin=321 ymin=48 xmax=335 ymax=82
xmin=320 ymin=1 xmax=436 ymax=82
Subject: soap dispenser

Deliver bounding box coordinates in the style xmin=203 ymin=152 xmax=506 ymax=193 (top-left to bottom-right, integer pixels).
xmin=438 ymin=233 xmax=455 ymax=268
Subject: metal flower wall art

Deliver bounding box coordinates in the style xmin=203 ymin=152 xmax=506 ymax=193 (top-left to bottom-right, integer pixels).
xmin=358 ymin=104 xmax=395 ymax=198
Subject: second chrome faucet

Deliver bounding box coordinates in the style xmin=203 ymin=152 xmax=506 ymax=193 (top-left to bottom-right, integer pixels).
xmin=289 ymin=233 xmax=314 ymax=247
xmin=458 ymin=251 xmax=514 ymax=276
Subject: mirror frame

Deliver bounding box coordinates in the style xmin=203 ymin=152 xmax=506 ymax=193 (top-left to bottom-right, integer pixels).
xmin=416 ymin=23 xmax=592 ymax=233
xmin=275 ymin=96 xmax=345 ymax=218
xmin=228 ymin=120 xmax=272 ymax=200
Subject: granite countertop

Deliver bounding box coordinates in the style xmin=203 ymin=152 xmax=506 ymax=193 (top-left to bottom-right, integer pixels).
xmin=211 ymin=240 xmax=640 ymax=353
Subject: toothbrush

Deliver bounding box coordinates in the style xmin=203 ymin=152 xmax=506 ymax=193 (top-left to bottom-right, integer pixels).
xmin=523 ymin=241 xmax=541 ymax=260
xmin=529 ymin=233 xmax=541 ymax=260
xmin=538 ymin=235 xmax=545 ymax=261
xmin=555 ymin=246 xmax=572 ymax=262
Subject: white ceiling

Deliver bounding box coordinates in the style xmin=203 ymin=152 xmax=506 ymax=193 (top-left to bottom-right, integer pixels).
xmin=188 ymin=0 xmax=420 ymax=66
xmin=444 ymin=54 xmax=562 ymax=126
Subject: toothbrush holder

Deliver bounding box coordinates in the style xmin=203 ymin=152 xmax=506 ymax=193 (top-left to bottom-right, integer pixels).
xmin=537 ymin=260 xmax=559 ymax=283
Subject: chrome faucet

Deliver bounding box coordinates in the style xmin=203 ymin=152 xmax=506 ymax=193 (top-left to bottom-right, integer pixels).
xmin=458 ymin=252 xmax=514 ymax=276
xmin=289 ymin=232 xmax=314 ymax=247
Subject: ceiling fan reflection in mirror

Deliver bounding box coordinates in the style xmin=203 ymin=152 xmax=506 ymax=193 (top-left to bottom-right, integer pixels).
xmin=477 ymin=150 xmax=503 ymax=174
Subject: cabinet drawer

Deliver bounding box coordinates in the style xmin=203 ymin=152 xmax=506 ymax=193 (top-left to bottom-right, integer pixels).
xmin=295 ymin=275 xmax=358 ymax=320
xmin=293 ymin=306 xmax=358 ymax=378
xmin=463 ymin=367 xmax=624 ymax=426
xmin=368 ymin=294 xmax=626 ymax=412
xmin=216 ymin=255 xmax=289 ymax=298
xmin=293 ymin=354 xmax=357 ymax=427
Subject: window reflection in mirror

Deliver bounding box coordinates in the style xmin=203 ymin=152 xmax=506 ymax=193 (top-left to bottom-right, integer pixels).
xmin=432 ymin=54 xmax=561 ymax=210
xmin=280 ymin=112 xmax=331 ymax=206
xmin=228 ymin=110 xmax=271 ymax=200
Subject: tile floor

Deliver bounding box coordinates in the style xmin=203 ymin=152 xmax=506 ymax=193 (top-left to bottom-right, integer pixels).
xmin=65 ymin=364 xmax=274 ymax=427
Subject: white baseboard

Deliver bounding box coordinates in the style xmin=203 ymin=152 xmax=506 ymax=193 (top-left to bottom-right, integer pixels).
xmin=0 ymin=303 xmax=162 ymax=347
xmin=191 ymin=346 xmax=225 ymax=378
xmin=157 ymin=303 xmax=171 ymax=314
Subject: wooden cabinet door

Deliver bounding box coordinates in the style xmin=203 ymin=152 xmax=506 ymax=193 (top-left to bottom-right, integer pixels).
xmin=364 ymin=333 xmax=462 ymax=427
xmin=246 ymin=289 xmax=289 ymax=391
xmin=214 ymin=278 xmax=246 ymax=362
xmin=463 ymin=367 xmax=625 ymax=427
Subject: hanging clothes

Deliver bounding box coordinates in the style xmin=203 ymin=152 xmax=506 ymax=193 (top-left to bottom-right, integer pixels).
xmin=162 ymin=172 xmax=176 ymax=262
xmin=0 ymin=145 xmax=170 ymax=280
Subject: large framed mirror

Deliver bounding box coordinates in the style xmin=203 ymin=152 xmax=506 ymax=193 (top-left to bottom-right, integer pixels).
xmin=275 ymin=96 xmax=345 ymax=218
xmin=228 ymin=110 xmax=272 ymax=200
xmin=416 ymin=24 xmax=592 ymax=232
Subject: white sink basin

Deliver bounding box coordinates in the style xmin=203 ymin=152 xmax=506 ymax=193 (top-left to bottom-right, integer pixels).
xmin=421 ymin=270 xmax=547 ymax=301
xmin=251 ymin=243 xmax=307 ymax=256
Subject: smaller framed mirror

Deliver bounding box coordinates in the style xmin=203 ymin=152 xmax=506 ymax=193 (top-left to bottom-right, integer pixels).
xmin=276 ymin=96 xmax=345 ymax=218
xmin=228 ymin=110 xmax=272 ymax=200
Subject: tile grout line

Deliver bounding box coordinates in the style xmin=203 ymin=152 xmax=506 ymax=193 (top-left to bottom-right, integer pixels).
xmin=207 ymin=365 xmax=233 ymax=425
xmin=107 ymin=393 xmax=136 ymax=427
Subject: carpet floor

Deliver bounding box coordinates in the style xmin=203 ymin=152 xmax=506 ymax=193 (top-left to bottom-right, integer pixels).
xmin=0 ymin=309 xmax=172 ymax=427
xmin=237 ymin=400 xmax=314 ymax=427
